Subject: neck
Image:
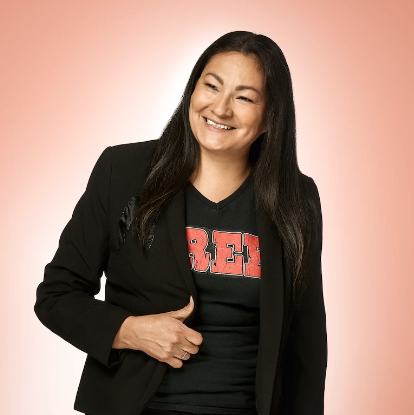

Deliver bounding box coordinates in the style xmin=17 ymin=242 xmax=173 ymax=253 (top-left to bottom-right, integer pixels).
xmin=190 ymin=151 xmax=252 ymax=188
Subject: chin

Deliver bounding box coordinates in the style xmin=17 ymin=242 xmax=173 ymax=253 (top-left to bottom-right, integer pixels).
xmin=199 ymin=137 xmax=229 ymax=152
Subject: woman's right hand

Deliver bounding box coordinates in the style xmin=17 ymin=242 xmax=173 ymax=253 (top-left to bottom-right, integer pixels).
xmin=113 ymin=296 xmax=203 ymax=368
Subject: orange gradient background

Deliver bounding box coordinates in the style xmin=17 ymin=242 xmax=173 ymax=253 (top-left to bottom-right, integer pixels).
xmin=1 ymin=1 xmax=413 ymax=414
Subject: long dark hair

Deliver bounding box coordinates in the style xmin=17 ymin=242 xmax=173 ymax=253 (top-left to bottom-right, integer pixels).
xmin=132 ymin=31 xmax=322 ymax=311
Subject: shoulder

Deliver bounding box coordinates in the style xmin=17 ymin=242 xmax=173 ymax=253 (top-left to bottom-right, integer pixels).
xmin=301 ymin=173 xmax=320 ymax=197
xmin=106 ymin=139 xmax=159 ymax=179
xmin=300 ymin=172 xmax=321 ymax=208
xmin=300 ymin=172 xmax=317 ymax=190
xmin=89 ymin=139 xmax=159 ymax=193
xmin=110 ymin=139 xmax=158 ymax=166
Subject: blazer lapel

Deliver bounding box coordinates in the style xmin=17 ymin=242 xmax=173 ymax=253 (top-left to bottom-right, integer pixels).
xmin=166 ymin=186 xmax=290 ymax=415
xmin=166 ymin=188 xmax=200 ymax=308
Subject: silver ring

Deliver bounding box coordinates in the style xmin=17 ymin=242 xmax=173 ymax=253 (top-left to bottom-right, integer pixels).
xmin=179 ymin=351 xmax=188 ymax=360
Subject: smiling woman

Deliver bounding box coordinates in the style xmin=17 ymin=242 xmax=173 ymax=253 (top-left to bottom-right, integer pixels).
xmin=189 ymin=52 xmax=267 ymax=159
xmin=188 ymin=51 xmax=268 ymax=202
xmin=35 ymin=30 xmax=327 ymax=415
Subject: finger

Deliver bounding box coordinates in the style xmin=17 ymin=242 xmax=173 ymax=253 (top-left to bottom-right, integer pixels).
xmin=175 ymin=349 xmax=191 ymax=361
xmin=180 ymin=338 xmax=200 ymax=355
xmin=166 ymin=356 xmax=184 ymax=369
xmin=183 ymin=327 xmax=203 ymax=346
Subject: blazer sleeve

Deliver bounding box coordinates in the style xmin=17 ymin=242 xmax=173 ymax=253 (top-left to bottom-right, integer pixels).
xmin=34 ymin=146 xmax=134 ymax=368
xmin=283 ymin=177 xmax=328 ymax=414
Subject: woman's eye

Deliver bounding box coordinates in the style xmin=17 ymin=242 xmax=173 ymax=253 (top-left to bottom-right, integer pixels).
xmin=205 ymin=83 xmax=217 ymax=90
xmin=204 ymin=83 xmax=253 ymax=103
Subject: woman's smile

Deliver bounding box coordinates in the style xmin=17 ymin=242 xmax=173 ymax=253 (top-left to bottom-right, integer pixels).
xmin=203 ymin=116 xmax=236 ymax=132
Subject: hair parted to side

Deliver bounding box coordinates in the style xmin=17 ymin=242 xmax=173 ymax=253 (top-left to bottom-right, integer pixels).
xmin=131 ymin=31 xmax=322 ymax=311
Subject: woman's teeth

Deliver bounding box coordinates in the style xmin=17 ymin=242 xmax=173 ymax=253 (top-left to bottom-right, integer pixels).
xmin=205 ymin=117 xmax=234 ymax=130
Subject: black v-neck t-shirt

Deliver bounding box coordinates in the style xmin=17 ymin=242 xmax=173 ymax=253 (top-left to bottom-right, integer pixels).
xmin=145 ymin=171 xmax=260 ymax=415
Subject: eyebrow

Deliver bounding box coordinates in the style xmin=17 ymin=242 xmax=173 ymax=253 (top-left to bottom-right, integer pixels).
xmin=204 ymin=72 xmax=261 ymax=95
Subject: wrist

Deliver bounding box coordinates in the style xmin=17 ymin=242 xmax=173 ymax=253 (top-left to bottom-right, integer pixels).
xmin=113 ymin=315 xmax=134 ymax=349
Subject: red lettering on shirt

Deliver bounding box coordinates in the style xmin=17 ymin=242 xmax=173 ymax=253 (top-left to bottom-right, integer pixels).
xmin=185 ymin=227 xmax=261 ymax=279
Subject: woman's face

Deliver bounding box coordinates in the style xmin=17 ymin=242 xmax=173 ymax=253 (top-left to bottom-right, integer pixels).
xmin=189 ymin=51 xmax=267 ymax=160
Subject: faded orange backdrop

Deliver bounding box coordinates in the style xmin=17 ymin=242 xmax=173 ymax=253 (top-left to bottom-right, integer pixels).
xmin=1 ymin=0 xmax=413 ymax=414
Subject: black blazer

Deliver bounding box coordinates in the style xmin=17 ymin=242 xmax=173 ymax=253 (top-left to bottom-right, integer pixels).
xmin=34 ymin=139 xmax=327 ymax=415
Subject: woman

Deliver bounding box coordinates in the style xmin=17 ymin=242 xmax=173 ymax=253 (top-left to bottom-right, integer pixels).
xmin=34 ymin=31 xmax=327 ymax=415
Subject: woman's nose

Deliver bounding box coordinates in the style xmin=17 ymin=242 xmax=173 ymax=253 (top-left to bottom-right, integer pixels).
xmin=210 ymin=94 xmax=233 ymax=117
